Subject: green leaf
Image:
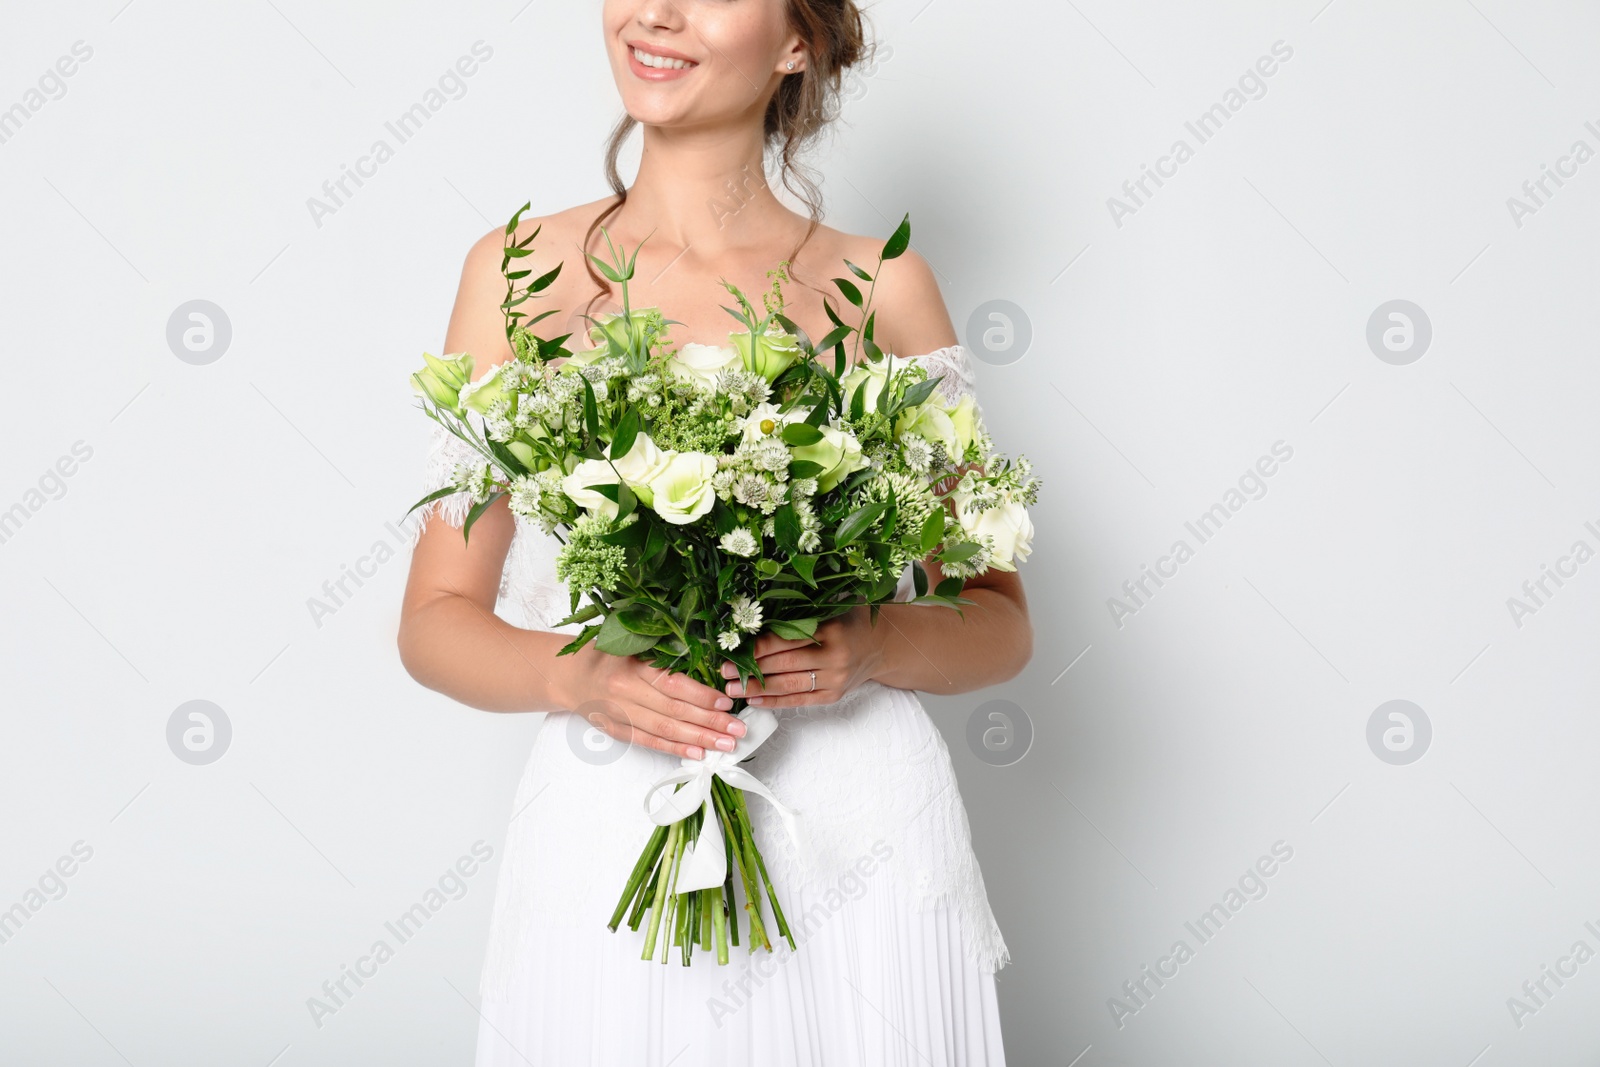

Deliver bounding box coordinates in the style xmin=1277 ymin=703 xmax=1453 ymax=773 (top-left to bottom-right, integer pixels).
xmin=791 ymin=555 xmax=818 ymax=587
xmin=780 ymin=422 xmax=823 ymax=446
xmin=617 ymin=605 xmax=675 ymax=636
xmin=849 ymin=379 xmax=867 ymax=420
xmin=596 ymin=614 xmax=659 ymax=656
xmin=406 ymin=484 xmax=465 ymax=515
xmin=788 ymin=459 xmax=824 ymax=479
xmin=920 ymin=509 xmax=946 ymax=556
xmin=755 ymin=558 xmax=782 ymax=578
xmin=529 ymin=263 xmax=562 ymax=293
xmin=505 ymin=202 xmax=530 ymax=236
xmin=832 ymin=277 xmax=864 ymax=308
xmin=774 ymin=503 xmax=802 ymax=554
xmin=587 ymin=253 xmax=623 ymax=284
xmin=882 ymin=214 xmax=911 ymax=260
xmin=487 ymin=438 xmax=529 ymax=476
xmin=610 ymin=407 xmax=640 ymax=460
xmin=614 ymin=477 xmax=636 ymax=522
xmin=461 ymin=491 xmax=503 ymax=544
xmin=774 ymin=313 xmax=814 ymax=354
xmin=935 ymin=576 xmax=965 ymax=598
xmin=843 ymin=259 xmax=873 ymax=283
xmin=557 ymin=622 xmax=602 ymax=656
xmin=581 ymin=376 xmax=600 ymax=441
xmin=768 ymin=618 xmax=820 ymax=642
xmin=942 ymin=541 xmax=982 ymax=563
xmin=912 ymin=561 xmax=929 ymax=597
xmin=835 ymin=501 xmax=887 ymax=547
xmin=554 ymin=601 xmax=605 ymax=627
xmin=897 ymin=375 xmax=943 ymax=412
xmin=815 ymin=325 xmax=852 ymax=354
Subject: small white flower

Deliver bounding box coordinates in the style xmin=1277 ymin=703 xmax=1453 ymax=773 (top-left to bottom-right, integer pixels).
xmin=902 ymin=435 xmax=934 ymax=473
xmin=733 ymin=473 xmax=769 ymax=506
xmin=730 ymin=595 xmax=763 ymax=634
xmin=717 ymin=630 xmax=742 ymax=651
xmin=720 ymin=527 xmax=759 ymax=557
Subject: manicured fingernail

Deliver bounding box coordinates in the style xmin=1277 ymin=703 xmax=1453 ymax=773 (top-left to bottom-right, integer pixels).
xmin=716 ymin=697 xmax=733 ymax=710
xmin=687 ymin=746 xmax=705 ymax=759
xmin=726 ymin=683 xmax=743 ymax=696
xmin=727 ymin=721 xmax=746 ymax=736
xmin=715 ymin=736 xmax=735 ymax=751
xmin=749 ymin=697 xmax=764 ymax=705
xmin=721 ymin=665 xmax=736 ymax=678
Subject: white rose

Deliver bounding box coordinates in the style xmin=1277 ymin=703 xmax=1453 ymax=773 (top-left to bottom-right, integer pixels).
xmin=946 ymin=394 xmax=981 ymax=457
xmin=839 ymin=359 xmax=891 ymax=412
xmin=646 ymin=451 xmax=719 ymax=525
xmin=609 ymin=432 xmax=674 ymax=506
xmin=955 ymin=494 xmax=1034 ymax=572
xmin=669 ymin=343 xmax=742 ymax=390
xmin=790 ymin=425 xmax=867 ymax=492
xmin=894 ymin=402 xmax=959 ymax=454
xmin=561 ymin=458 xmax=621 ymax=521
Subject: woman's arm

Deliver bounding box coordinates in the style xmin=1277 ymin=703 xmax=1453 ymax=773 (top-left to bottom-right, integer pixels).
xmin=723 ymin=247 xmax=1035 ymax=704
xmin=397 ymin=224 xmax=746 ymax=759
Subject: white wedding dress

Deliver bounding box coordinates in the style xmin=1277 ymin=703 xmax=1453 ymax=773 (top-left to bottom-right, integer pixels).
xmin=412 ymin=345 xmax=1010 ymax=1066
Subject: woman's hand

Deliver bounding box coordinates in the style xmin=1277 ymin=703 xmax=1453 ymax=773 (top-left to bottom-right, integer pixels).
xmin=721 ymin=606 xmax=889 ymax=708
xmin=563 ymin=648 xmax=747 ymax=760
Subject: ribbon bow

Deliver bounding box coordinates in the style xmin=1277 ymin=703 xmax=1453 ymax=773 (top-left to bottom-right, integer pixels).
xmin=641 ymin=705 xmax=802 ymax=893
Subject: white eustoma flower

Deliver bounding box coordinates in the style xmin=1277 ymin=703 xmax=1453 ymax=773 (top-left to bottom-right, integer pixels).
xmin=954 ymin=491 xmax=1035 ymax=572
xmin=646 ymin=451 xmax=719 ymax=524
xmin=561 ymin=458 xmax=620 ymax=521
xmin=609 ymin=431 xmax=675 ymax=506
xmin=668 ymin=343 xmax=743 ymax=391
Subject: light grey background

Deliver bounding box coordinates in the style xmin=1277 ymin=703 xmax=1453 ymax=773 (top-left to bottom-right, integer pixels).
xmin=3 ymin=0 xmax=1598 ymax=1063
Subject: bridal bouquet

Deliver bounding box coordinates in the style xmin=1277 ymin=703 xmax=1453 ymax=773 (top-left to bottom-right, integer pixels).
xmin=407 ymin=205 xmax=1038 ymax=966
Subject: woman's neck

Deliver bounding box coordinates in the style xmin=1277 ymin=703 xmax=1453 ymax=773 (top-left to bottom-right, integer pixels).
xmin=615 ymin=121 xmax=798 ymax=257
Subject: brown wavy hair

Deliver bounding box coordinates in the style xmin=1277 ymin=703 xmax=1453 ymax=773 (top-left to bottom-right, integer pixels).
xmin=579 ymin=0 xmax=875 ymax=326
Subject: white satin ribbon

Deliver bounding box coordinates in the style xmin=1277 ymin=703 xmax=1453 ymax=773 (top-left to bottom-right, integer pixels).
xmin=641 ymin=705 xmax=802 ymax=893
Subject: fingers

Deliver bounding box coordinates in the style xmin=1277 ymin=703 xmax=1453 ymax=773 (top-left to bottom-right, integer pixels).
xmin=726 ymin=668 xmax=835 ymax=708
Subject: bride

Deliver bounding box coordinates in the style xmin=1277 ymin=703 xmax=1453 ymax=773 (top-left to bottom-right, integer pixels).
xmin=398 ymin=1 xmax=1033 ymax=1063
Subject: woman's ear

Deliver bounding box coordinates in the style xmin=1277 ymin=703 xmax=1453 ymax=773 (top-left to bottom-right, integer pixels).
xmin=781 ymin=41 xmax=807 ymax=74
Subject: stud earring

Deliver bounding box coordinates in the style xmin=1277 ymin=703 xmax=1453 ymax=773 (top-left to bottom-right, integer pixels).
xmin=787 ymin=62 xmax=796 ymax=70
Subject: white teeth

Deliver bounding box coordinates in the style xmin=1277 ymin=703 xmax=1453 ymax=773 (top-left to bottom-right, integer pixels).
xmin=632 ymin=47 xmax=693 ymax=70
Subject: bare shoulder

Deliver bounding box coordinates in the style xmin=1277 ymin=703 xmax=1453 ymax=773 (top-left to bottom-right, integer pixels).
xmin=803 ymin=224 xmax=957 ymax=357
